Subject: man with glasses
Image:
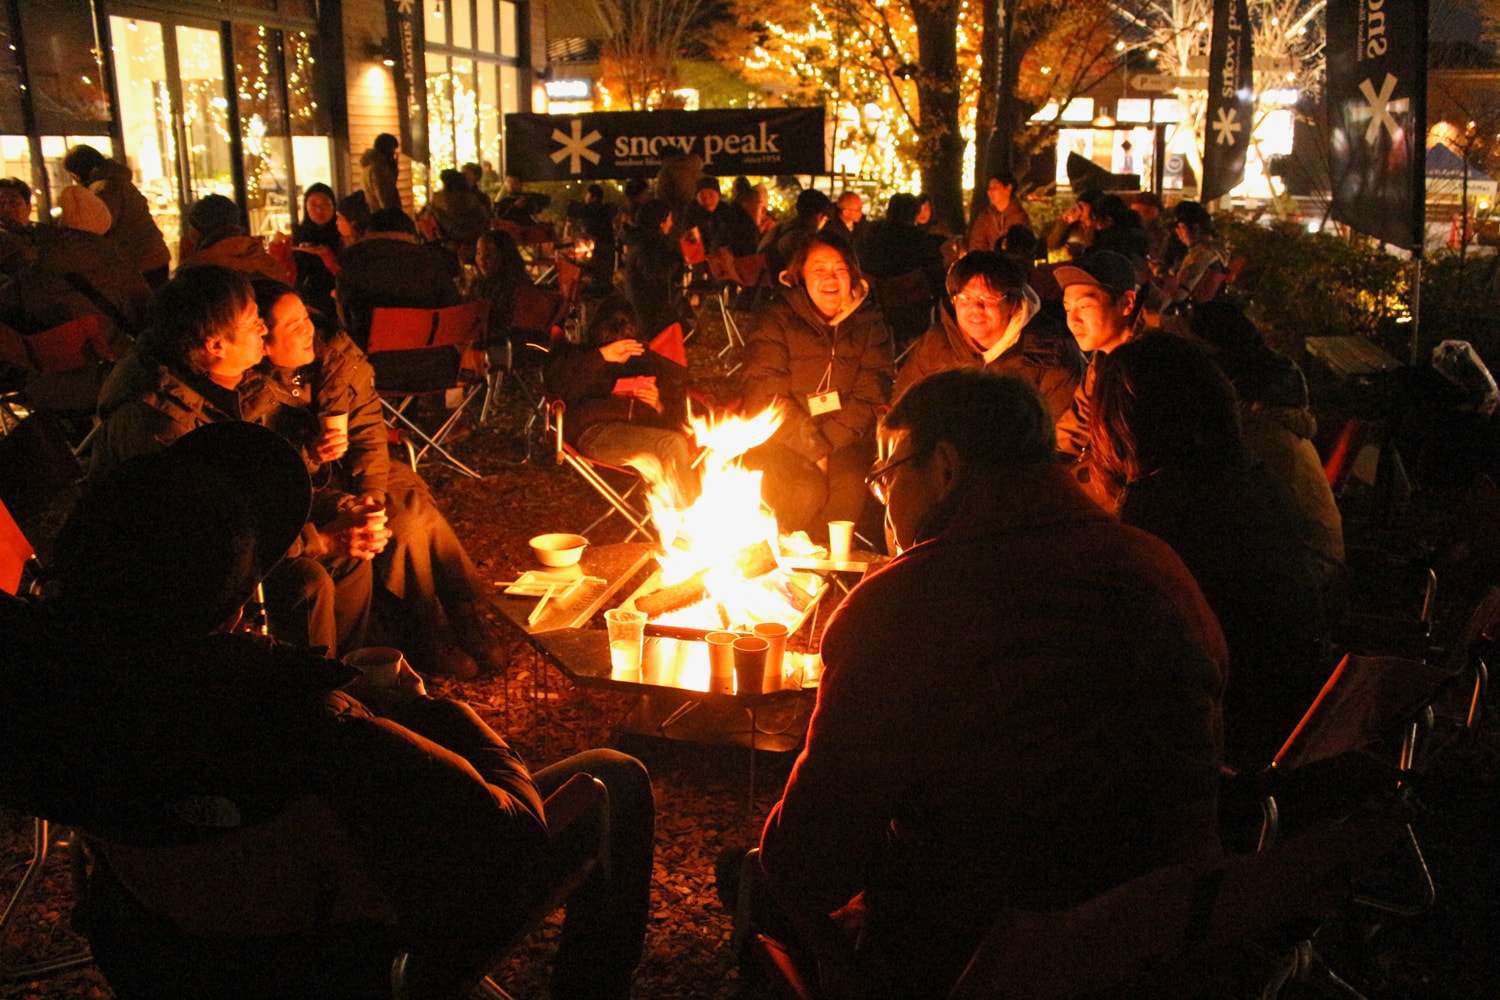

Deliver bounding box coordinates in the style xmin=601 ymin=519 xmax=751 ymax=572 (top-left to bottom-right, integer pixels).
xmin=893 ymin=250 xmax=1082 ymax=418
xmin=751 ymin=368 xmax=1226 ymax=999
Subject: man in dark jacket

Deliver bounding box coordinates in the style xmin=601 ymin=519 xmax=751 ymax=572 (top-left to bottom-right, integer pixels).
xmin=2 ymin=421 xmax=655 ymax=1000
xmin=335 ymin=207 xmax=462 ymax=351
xmin=753 ymin=369 xmax=1226 ymax=1000
xmin=894 ymin=250 xmax=1083 ymax=419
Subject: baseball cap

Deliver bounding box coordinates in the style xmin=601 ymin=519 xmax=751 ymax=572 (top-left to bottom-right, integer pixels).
xmin=1053 ymin=251 xmax=1141 ymax=295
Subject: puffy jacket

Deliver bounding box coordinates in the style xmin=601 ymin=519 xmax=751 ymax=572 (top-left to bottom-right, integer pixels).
xmin=740 ymin=282 xmax=893 ymax=464
xmin=84 ymin=160 xmax=171 ymax=275
xmin=18 ymin=225 xmax=153 ymax=344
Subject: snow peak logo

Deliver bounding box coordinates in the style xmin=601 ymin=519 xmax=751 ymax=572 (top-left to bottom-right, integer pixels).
xmin=1359 ymin=0 xmax=1390 ymax=57
xmin=612 ymin=123 xmax=782 ymax=167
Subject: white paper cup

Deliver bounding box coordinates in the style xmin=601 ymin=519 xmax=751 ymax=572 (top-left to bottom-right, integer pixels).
xmin=320 ymin=410 xmax=349 ymax=435
xmin=732 ymin=635 xmax=770 ymax=696
xmin=344 ymin=646 xmax=405 ymax=689
xmin=753 ymin=621 xmax=789 ymax=689
xmin=828 ymin=520 xmax=854 ymax=561
xmin=706 ymin=630 xmax=737 ymax=694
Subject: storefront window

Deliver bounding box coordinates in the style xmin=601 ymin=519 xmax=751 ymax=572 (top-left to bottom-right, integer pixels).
xmin=176 ymin=25 xmax=232 ymax=204
xmin=16 ymin=0 xmax=110 ymax=134
xmin=233 ymin=23 xmax=291 ymax=235
xmin=423 ymin=0 xmax=523 ymax=181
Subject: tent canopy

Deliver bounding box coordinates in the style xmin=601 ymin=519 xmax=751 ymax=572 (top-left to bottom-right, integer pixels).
xmin=1427 ymin=142 xmax=1498 ymax=202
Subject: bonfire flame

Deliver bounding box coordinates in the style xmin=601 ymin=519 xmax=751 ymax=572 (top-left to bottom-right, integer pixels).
xmin=642 ymin=404 xmax=808 ymax=629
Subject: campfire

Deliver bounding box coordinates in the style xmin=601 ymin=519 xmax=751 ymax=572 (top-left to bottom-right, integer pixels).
xmin=622 ymin=404 xmax=826 ymax=636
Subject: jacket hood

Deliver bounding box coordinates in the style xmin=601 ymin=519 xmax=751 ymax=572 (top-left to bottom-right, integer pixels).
xmin=360 ymin=148 xmax=388 ymax=167
xmin=936 ymin=282 xmax=1041 ymax=361
xmin=87 ymin=160 xmax=134 ymax=185
xmin=780 ymin=279 xmax=872 ymax=331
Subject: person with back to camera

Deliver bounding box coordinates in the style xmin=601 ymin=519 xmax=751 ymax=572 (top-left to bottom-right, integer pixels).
xmin=622 ymin=199 xmax=688 ymax=341
xmin=0 ymin=420 xmax=656 ymax=1000
xmin=360 ymin=133 xmax=402 ymax=213
xmin=893 ymin=250 xmax=1083 ymax=420
xmin=1088 ymin=332 xmax=1328 ymax=773
xmin=740 ymin=368 xmax=1225 ymax=1000
xmin=255 ymin=280 xmax=508 ymax=680
xmin=739 ymin=230 xmax=893 ymax=542
xmin=62 ymin=143 xmax=172 ymax=289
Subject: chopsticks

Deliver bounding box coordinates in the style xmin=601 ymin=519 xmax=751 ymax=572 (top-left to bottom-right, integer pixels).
xmin=527 ymin=584 xmax=556 ymax=626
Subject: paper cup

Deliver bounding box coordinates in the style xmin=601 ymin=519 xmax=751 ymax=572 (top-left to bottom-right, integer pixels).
xmin=753 ymin=621 xmax=789 ymax=689
xmin=344 ymin=646 xmax=404 ymax=689
xmin=732 ymin=635 xmax=770 ymax=696
xmin=320 ymin=410 xmax=349 ymax=435
xmin=828 ymin=520 xmax=855 ymax=561
xmin=706 ymin=630 xmax=738 ymax=694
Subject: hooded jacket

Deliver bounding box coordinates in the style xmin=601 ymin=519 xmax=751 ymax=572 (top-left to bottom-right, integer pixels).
xmin=893 ymin=285 xmax=1083 ymax=417
xmin=741 ymin=282 xmax=894 ymax=464
xmin=17 ymin=225 xmax=153 ymax=344
xmin=360 ymin=149 xmax=401 ymax=213
xmin=84 ymin=160 xmax=171 ymax=275
xmin=179 ymin=228 xmax=294 ymax=285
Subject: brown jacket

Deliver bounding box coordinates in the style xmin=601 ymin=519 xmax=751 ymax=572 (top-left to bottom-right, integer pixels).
xmin=893 ymin=286 xmax=1083 ymax=419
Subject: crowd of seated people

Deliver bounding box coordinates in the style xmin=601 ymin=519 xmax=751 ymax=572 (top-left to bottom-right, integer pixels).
xmin=0 ymin=146 xmax=1398 ymax=1000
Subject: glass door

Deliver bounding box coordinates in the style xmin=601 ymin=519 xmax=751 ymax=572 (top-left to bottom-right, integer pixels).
xmin=108 ymin=15 xmax=184 ymax=257
xmin=175 ymin=25 xmax=233 ymax=205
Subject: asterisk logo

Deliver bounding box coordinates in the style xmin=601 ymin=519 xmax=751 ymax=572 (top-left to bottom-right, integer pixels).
xmin=550 ymin=119 xmax=602 ymax=175
xmin=1211 ymin=106 xmax=1243 ymax=146
xmin=1355 ymin=74 xmax=1408 ymax=143
xmin=393 ymin=0 xmax=415 ymax=14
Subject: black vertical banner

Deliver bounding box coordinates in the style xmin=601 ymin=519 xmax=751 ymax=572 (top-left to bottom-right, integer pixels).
xmin=386 ymin=0 xmax=428 ymax=163
xmin=1327 ymin=0 xmax=1428 ymax=248
xmin=1202 ymin=0 xmax=1255 ymax=202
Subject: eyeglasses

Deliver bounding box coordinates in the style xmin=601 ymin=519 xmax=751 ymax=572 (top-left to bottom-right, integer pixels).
xmin=865 ymin=453 xmax=915 ymax=504
xmin=952 ymin=292 xmax=1007 ymax=311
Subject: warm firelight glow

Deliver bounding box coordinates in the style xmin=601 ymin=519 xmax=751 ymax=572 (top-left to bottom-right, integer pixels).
xmin=643 ymin=403 xmax=819 ymax=631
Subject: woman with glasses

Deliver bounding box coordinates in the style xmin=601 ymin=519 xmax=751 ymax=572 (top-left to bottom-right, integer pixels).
xmin=892 ymin=250 xmax=1082 ymax=419
xmin=739 ymin=230 xmax=894 ymax=543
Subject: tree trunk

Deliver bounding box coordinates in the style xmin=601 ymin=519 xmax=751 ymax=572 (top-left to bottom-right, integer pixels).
xmin=990 ymin=0 xmax=1028 ymax=181
xmin=972 ymin=0 xmax=1002 ymax=223
xmin=910 ymin=0 xmax=965 ymax=234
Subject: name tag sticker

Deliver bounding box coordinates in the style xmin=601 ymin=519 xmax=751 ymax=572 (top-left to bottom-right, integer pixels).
xmin=807 ymin=390 xmax=842 ymax=416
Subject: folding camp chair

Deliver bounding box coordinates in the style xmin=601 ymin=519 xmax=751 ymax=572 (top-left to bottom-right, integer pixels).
xmin=0 ymin=498 xmax=93 ymax=983
xmin=482 ymin=285 xmax=570 ymax=426
xmin=544 ymin=399 xmax=655 ymax=543
xmin=705 ymin=250 xmax=768 ymax=374
xmin=366 ymin=300 xmax=489 ymax=479
xmin=0 ymin=315 xmax=118 ymax=456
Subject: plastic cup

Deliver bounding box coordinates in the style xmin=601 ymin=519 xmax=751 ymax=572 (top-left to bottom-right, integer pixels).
xmin=732 ymin=635 xmax=770 ymax=696
xmin=753 ymin=621 xmax=789 ymax=689
xmin=344 ymin=646 xmax=405 ymax=689
xmin=706 ymin=630 xmax=738 ymax=694
xmin=828 ymin=520 xmax=855 ymax=562
xmin=320 ymin=410 xmax=349 ymax=435
xmin=605 ymin=608 xmax=646 ymax=680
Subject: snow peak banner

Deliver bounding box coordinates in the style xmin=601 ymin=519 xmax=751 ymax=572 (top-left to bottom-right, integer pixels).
xmin=1202 ymin=0 xmax=1255 ymax=202
xmin=504 ymin=108 xmax=828 ymax=180
xmin=386 ymin=0 xmax=427 ymax=163
xmin=1327 ymin=0 xmax=1428 ymax=248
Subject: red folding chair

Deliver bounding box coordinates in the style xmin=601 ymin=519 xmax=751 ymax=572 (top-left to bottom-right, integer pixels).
xmin=1 ymin=315 xmax=117 ymax=454
xmin=0 ymin=498 xmax=94 ymax=983
xmin=544 ymin=399 xmax=656 ymax=543
xmin=366 ymin=300 xmax=489 ymax=479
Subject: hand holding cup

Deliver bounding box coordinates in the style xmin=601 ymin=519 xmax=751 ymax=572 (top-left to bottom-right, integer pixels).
xmin=313 ymin=411 xmax=349 ymax=463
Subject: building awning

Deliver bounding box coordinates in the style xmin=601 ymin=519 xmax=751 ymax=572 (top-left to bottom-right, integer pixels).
xmin=546 ymin=2 xmax=613 ymax=43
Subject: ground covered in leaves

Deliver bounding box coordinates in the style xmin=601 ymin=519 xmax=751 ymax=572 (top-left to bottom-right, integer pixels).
xmin=4 ymin=311 xmax=1500 ymax=999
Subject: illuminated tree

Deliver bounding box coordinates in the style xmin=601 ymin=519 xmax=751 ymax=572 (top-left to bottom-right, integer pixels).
xmin=592 ymin=0 xmax=715 ymax=109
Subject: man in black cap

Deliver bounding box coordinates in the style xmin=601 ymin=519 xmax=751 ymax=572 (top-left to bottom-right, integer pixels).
xmin=1052 ymin=250 xmax=1143 ymax=463
xmin=1 ymin=422 xmax=656 ymax=1000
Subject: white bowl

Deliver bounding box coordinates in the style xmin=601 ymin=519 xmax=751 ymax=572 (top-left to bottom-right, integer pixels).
xmin=529 ymin=532 xmax=588 ymax=567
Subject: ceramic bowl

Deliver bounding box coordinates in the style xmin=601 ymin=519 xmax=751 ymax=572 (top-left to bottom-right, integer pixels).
xmin=529 ymin=532 xmax=588 ymax=568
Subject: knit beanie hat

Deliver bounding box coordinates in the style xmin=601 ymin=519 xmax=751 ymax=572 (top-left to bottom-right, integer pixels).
xmin=58 ymin=185 xmax=112 ymax=235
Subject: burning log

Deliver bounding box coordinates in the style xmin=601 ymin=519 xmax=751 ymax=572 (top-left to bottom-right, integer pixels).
xmin=636 ymin=570 xmax=709 ymax=617
xmin=635 ymin=539 xmax=781 ymax=618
